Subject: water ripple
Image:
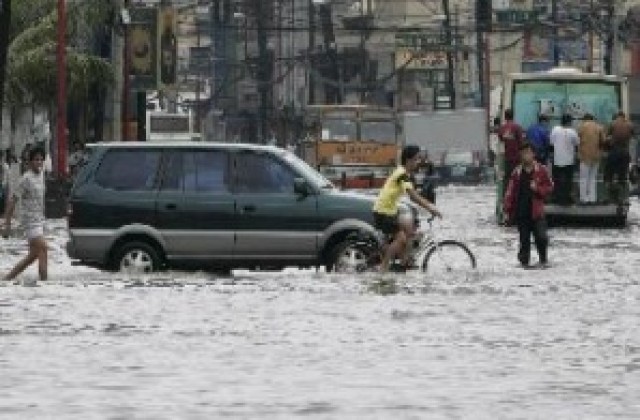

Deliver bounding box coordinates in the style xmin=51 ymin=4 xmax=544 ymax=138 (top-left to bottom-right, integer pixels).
xmin=1 ymin=189 xmax=639 ymax=418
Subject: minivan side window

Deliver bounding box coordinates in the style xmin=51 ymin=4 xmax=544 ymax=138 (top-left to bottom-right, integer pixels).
xmin=161 ymin=151 xmax=183 ymax=191
xmin=185 ymin=150 xmax=229 ymax=193
xmin=235 ymin=152 xmax=295 ymax=193
xmin=161 ymin=149 xmax=229 ymax=193
xmin=95 ymin=149 xmax=161 ymax=191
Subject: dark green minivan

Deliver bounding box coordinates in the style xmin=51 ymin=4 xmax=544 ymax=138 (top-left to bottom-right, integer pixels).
xmin=66 ymin=142 xmax=378 ymax=273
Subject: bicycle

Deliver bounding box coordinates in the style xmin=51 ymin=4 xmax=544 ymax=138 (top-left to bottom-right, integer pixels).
xmin=331 ymin=208 xmax=477 ymax=279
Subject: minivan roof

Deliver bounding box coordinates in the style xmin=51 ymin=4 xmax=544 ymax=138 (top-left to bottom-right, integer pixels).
xmin=87 ymin=141 xmax=284 ymax=152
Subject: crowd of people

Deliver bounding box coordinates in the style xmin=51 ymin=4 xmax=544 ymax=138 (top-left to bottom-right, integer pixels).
xmin=0 ymin=141 xmax=87 ymax=215
xmin=1 ymin=139 xmax=89 ymax=283
xmin=496 ymin=108 xmax=635 ymax=206
xmin=496 ymin=108 xmax=636 ymax=268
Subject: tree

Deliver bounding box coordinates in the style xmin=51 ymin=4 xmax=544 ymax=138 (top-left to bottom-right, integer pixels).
xmin=5 ymin=1 xmax=114 ymax=106
xmin=0 ymin=0 xmax=12 ymax=130
xmin=1 ymin=0 xmax=60 ymax=128
xmin=2 ymin=0 xmax=114 ymax=143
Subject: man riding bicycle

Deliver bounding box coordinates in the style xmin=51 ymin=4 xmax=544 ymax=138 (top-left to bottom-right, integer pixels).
xmin=373 ymin=145 xmax=442 ymax=272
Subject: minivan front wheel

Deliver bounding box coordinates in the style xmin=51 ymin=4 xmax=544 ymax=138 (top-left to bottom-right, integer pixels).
xmin=113 ymin=241 xmax=162 ymax=274
xmin=328 ymin=239 xmax=372 ymax=273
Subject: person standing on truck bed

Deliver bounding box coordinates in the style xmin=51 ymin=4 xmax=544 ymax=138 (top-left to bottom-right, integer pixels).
xmin=526 ymin=114 xmax=551 ymax=165
xmin=604 ymin=111 xmax=634 ymax=204
xmin=550 ymin=114 xmax=579 ymax=206
xmin=577 ymin=113 xmax=605 ymax=204
xmin=498 ymin=109 xmax=525 ymax=194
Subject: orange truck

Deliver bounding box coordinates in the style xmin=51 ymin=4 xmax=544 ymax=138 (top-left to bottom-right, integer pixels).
xmin=301 ymin=105 xmax=399 ymax=188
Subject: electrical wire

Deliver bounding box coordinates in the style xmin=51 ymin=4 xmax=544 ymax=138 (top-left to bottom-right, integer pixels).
xmin=182 ymin=0 xmax=629 ymax=104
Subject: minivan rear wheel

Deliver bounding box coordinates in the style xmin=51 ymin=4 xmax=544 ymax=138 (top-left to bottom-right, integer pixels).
xmin=113 ymin=241 xmax=162 ymax=274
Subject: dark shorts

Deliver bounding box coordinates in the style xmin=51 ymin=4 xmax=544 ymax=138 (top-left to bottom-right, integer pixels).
xmin=373 ymin=212 xmax=399 ymax=235
xmin=604 ymin=150 xmax=630 ymax=183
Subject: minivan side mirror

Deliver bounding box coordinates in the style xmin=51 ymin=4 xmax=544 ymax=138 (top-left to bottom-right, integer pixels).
xmin=293 ymin=178 xmax=312 ymax=196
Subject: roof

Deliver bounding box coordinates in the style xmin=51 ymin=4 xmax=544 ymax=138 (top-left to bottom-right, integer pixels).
xmin=87 ymin=141 xmax=283 ymax=152
xmin=508 ymin=68 xmax=626 ymax=83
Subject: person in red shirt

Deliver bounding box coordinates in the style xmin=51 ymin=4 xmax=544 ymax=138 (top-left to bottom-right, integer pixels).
xmin=498 ymin=109 xmax=525 ymax=193
xmin=503 ymin=142 xmax=554 ymax=268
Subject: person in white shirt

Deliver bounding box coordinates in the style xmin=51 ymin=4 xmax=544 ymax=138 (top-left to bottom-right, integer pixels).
xmin=549 ymin=114 xmax=579 ymax=205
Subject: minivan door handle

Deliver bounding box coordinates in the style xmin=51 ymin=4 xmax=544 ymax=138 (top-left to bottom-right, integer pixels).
xmin=165 ymin=203 xmax=177 ymax=211
xmin=241 ymin=204 xmax=256 ymax=213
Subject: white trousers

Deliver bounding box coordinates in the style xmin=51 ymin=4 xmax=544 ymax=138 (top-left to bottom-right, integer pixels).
xmin=579 ymin=162 xmax=599 ymax=203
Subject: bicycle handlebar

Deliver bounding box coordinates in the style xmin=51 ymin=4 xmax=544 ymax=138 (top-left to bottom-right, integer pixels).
xmin=405 ymin=204 xmax=441 ymax=224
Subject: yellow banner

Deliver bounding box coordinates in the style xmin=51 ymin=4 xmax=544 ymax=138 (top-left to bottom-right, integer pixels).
xmin=395 ymin=49 xmax=447 ymax=70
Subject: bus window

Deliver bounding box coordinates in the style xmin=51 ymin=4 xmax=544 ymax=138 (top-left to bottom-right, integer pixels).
xmin=512 ymin=80 xmax=621 ymax=128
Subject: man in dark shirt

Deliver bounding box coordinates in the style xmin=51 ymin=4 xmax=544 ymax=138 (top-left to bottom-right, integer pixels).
xmin=604 ymin=111 xmax=634 ymax=203
xmin=503 ymin=142 xmax=554 ymax=268
xmin=498 ymin=109 xmax=525 ymax=194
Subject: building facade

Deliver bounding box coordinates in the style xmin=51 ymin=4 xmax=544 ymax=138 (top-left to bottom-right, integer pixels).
xmin=171 ymin=0 xmax=640 ymax=141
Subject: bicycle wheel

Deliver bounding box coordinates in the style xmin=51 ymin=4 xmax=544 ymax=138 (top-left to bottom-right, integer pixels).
xmin=422 ymin=240 xmax=477 ymax=280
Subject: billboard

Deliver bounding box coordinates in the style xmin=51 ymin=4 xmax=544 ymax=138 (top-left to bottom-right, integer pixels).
xmin=523 ymin=30 xmax=589 ymax=69
xmin=395 ymin=49 xmax=447 ymax=70
xmin=158 ymin=6 xmax=177 ymax=92
xmin=128 ymin=7 xmax=158 ymax=91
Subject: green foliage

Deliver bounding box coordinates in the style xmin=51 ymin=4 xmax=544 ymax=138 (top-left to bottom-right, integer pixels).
xmin=67 ymin=54 xmax=114 ymax=102
xmin=5 ymin=0 xmax=115 ymax=106
xmin=6 ymin=42 xmax=56 ymax=104
xmin=69 ymin=0 xmax=115 ymax=32
xmin=6 ymin=42 xmax=113 ymax=106
xmin=9 ymin=0 xmax=56 ymax=40
xmin=8 ymin=12 xmax=55 ymax=57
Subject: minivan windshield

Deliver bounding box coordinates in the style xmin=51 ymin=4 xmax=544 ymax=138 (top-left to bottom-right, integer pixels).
xmin=280 ymin=150 xmax=336 ymax=190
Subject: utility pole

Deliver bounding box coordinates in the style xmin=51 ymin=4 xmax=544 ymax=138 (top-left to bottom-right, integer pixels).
xmin=211 ymin=0 xmax=233 ymax=141
xmin=551 ymin=0 xmax=559 ymax=66
xmin=195 ymin=20 xmax=201 ymax=135
xmin=359 ymin=0 xmax=369 ymax=103
xmin=122 ymin=0 xmax=131 ymax=141
xmin=604 ymin=0 xmax=615 ymax=74
xmin=442 ymin=0 xmax=456 ymax=109
xmin=56 ymin=0 xmax=68 ymax=175
xmin=0 ymin=0 xmax=11 ymax=131
xmin=475 ymin=0 xmax=488 ymax=108
xmin=612 ymin=3 xmax=619 ymax=75
xmin=588 ymin=0 xmax=594 ymax=72
xmin=256 ymin=0 xmax=270 ymax=143
xmin=308 ymin=0 xmax=316 ymax=105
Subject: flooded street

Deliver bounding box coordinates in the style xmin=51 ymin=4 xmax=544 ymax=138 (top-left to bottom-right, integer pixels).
xmin=2 ymin=186 xmax=640 ymax=419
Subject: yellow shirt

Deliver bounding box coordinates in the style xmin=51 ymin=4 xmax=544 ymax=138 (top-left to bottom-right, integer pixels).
xmin=373 ymin=166 xmax=414 ymax=216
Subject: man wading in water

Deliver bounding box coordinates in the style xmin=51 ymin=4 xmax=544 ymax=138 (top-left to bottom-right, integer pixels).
xmin=2 ymin=148 xmax=48 ymax=282
xmin=503 ymin=142 xmax=554 ymax=268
